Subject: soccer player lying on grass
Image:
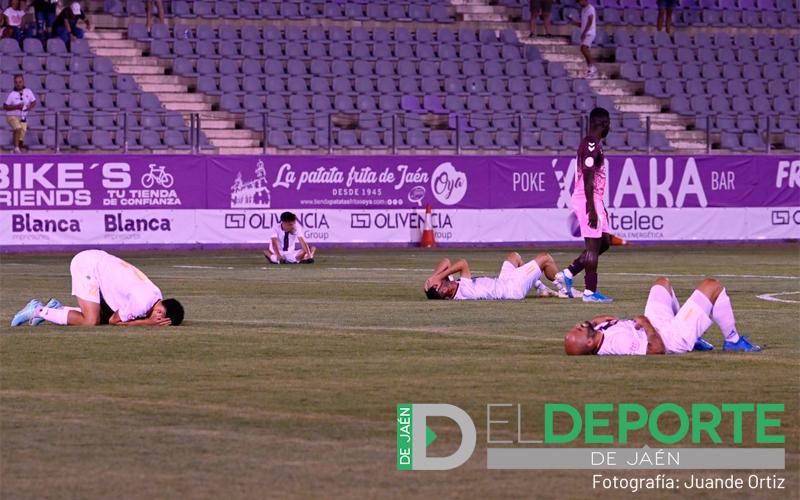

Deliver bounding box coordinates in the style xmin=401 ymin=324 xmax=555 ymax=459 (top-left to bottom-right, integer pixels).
xmin=11 ymin=249 xmax=184 ymax=327
xmin=563 ymin=276 xmax=761 ymax=355
xmin=424 ymin=252 xmax=570 ymax=300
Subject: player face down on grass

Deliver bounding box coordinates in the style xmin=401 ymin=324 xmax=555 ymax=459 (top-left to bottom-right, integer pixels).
xmin=10 ymin=250 xmax=184 ymax=328
xmin=564 ymin=277 xmax=762 ymax=355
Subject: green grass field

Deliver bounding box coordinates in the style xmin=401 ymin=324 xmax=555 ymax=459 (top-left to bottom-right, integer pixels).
xmin=1 ymin=245 xmax=798 ymax=499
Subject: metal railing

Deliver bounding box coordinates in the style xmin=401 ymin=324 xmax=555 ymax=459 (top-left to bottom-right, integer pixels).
xmin=1 ymin=109 xmax=793 ymax=154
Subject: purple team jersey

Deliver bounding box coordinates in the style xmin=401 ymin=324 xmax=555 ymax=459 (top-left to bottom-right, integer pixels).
xmin=572 ymin=135 xmax=606 ymax=201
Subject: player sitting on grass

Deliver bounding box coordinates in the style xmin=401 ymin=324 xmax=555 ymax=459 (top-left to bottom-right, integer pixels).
xmin=264 ymin=211 xmax=316 ymax=264
xmin=11 ymin=250 xmax=184 ymax=327
xmin=563 ymin=276 xmax=761 ymax=355
xmin=424 ymin=252 xmax=569 ymax=300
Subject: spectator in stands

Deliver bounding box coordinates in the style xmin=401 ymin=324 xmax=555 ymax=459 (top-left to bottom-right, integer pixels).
xmin=657 ymin=0 xmax=676 ymax=34
xmin=33 ymin=0 xmax=58 ymax=41
xmin=570 ymin=0 xmax=598 ymax=78
xmin=3 ymin=74 xmax=37 ymax=153
xmin=2 ymin=0 xmax=27 ymax=43
xmin=529 ymin=0 xmax=553 ymax=37
xmin=145 ymin=0 xmax=165 ymax=35
xmin=53 ymin=1 xmax=90 ymax=51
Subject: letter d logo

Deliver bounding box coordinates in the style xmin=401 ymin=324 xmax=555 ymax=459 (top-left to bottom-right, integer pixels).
xmin=396 ymin=404 xmax=476 ymax=470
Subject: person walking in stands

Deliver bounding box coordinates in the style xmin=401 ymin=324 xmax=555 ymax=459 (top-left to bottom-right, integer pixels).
xmin=529 ymin=0 xmax=553 ymax=37
xmin=570 ymin=0 xmax=598 ymax=78
xmin=3 ymin=74 xmax=37 ymax=153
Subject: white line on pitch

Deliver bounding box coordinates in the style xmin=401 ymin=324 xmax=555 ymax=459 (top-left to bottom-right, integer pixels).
xmin=756 ymin=291 xmax=800 ymax=304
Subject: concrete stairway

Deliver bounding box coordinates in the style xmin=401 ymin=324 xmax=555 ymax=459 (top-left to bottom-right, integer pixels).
xmin=83 ymin=28 xmax=262 ymax=154
xmin=451 ymin=0 xmax=707 ymax=152
xmin=518 ymin=34 xmax=706 ymax=151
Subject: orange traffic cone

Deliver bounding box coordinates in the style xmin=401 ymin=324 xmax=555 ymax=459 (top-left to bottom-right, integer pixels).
xmin=610 ymin=234 xmax=630 ymax=246
xmin=420 ymin=204 xmax=437 ymax=248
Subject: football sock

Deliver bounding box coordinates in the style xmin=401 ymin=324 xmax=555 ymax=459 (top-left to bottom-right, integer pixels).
xmin=39 ymin=307 xmax=70 ymax=325
xmin=567 ymin=260 xmax=583 ymax=277
xmin=712 ymin=288 xmax=740 ymax=342
xmin=563 ymin=268 xmax=574 ymax=279
xmin=585 ymin=272 xmax=598 ymax=293
xmin=670 ymin=289 xmax=680 ymax=314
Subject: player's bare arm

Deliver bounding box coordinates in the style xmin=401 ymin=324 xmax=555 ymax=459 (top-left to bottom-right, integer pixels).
xmin=424 ymin=258 xmax=471 ymax=290
xmin=634 ymin=315 xmax=666 ymax=355
xmin=108 ymin=312 xmax=171 ymax=327
xmin=583 ymin=168 xmax=598 ymax=229
xmin=591 ymin=315 xmax=619 ymax=326
xmin=271 ymin=237 xmax=284 ymax=262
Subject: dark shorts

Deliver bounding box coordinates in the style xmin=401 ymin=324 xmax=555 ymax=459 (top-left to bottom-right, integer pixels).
xmin=657 ymin=0 xmax=677 ymax=8
xmin=531 ymin=0 xmax=554 ymax=12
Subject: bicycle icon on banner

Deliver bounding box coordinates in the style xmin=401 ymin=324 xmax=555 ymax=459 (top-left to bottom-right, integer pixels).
xmin=141 ymin=164 xmax=175 ymax=188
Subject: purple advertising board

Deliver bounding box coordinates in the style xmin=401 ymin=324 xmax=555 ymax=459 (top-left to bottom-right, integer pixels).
xmin=1 ymin=154 xmax=798 ymax=250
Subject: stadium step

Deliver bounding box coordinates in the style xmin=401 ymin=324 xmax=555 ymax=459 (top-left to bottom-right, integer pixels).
xmin=161 ymin=101 xmax=212 ymax=112
xmin=518 ymin=34 xmax=572 ymax=46
xmin=203 ymin=129 xmax=261 ymax=140
xmin=92 ymin=47 xmax=144 ymax=57
xmin=112 ymin=64 xmax=165 ymax=75
xmin=216 ymin=147 xmax=266 ymax=155
xmin=107 ymin=56 xmax=166 ymax=67
xmin=613 ymin=102 xmax=662 ymax=114
xmin=587 ymin=80 xmax=643 ymax=96
xmin=83 ymin=29 xmax=124 ymax=40
xmin=134 ymin=75 xmax=193 ymax=85
xmin=208 ymin=138 xmax=261 ymax=148
xmin=85 ymin=39 xmax=143 ymax=49
xmin=157 ymin=94 xmax=213 ymax=105
xmin=138 ymin=83 xmax=191 ymax=93
xmin=193 ymin=118 xmax=239 ymax=130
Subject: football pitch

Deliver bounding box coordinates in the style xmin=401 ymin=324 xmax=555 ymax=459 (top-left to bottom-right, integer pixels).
xmin=1 ymin=245 xmax=798 ymax=499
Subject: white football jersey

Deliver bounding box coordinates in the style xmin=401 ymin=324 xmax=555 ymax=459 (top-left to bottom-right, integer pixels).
xmin=597 ymin=320 xmax=648 ymax=356
xmin=454 ymin=277 xmax=504 ymax=300
xmin=272 ymin=223 xmax=306 ymax=252
xmin=95 ymin=252 xmax=162 ymax=322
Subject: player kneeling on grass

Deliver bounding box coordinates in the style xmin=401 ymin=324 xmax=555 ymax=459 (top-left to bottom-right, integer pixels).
xmin=564 ymin=276 xmax=761 ymax=355
xmin=424 ymin=252 xmax=570 ymax=300
xmin=264 ymin=211 xmax=316 ymax=265
xmin=11 ymin=250 xmax=184 ymax=327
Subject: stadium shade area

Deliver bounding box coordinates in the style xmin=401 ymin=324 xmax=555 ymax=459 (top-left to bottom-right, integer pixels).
xmin=0 ymin=0 xmax=797 ymax=154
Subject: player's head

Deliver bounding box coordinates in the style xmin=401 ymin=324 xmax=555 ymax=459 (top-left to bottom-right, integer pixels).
xmin=564 ymin=321 xmax=602 ymax=355
xmin=13 ymin=74 xmax=24 ymax=90
xmin=280 ymin=211 xmax=297 ymax=231
xmin=425 ymin=281 xmax=458 ymax=300
xmin=149 ymin=299 xmax=184 ymax=326
xmin=589 ymin=107 xmax=611 ymax=138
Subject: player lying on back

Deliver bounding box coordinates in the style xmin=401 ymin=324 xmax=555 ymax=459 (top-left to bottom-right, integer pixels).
xmin=563 ymin=276 xmax=761 ymax=355
xmin=424 ymin=252 xmax=570 ymax=300
xmin=11 ymin=249 xmax=184 ymax=327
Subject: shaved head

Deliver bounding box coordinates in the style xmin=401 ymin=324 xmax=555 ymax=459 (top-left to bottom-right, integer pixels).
xmin=564 ymin=321 xmax=602 ymax=355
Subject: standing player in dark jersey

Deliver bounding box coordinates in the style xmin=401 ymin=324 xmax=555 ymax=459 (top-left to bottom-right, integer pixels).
xmin=555 ymin=107 xmax=614 ymax=303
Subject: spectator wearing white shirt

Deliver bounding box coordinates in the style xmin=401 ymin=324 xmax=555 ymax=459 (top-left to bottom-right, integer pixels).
xmin=263 ymin=212 xmax=317 ymax=264
xmin=2 ymin=0 xmax=27 ymax=43
xmin=570 ymin=0 xmax=598 ymax=78
xmin=3 ymin=74 xmax=37 ymax=153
